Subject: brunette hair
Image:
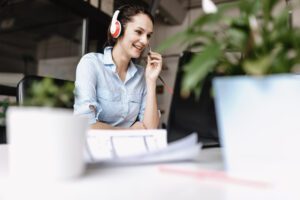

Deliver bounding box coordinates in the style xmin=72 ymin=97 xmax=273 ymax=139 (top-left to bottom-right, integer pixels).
xmin=104 ymin=4 xmax=154 ymax=47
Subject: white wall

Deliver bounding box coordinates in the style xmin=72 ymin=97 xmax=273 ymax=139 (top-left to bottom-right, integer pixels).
xmin=38 ymin=57 xmax=80 ymax=81
xmin=151 ymin=8 xmax=205 ymax=127
xmin=36 ymin=35 xmax=81 ymax=81
xmin=292 ymin=0 xmax=300 ymax=27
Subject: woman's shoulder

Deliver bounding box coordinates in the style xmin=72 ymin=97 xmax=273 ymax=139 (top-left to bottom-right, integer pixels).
xmin=78 ymin=52 xmax=106 ymax=68
xmin=81 ymin=52 xmax=104 ymax=61
xmin=76 ymin=52 xmax=105 ymax=72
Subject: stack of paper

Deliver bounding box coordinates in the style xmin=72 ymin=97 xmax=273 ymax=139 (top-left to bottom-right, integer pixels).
xmin=85 ymin=129 xmax=201 ymax=165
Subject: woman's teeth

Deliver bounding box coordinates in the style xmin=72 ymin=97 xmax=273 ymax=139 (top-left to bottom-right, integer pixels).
xmin=133 ymin=45 xmax=142 ymax=51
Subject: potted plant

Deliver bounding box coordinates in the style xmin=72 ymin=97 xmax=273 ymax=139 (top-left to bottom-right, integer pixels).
xmin=22 ymin=77 xmax=75 ymax=108
xmin=158 ymin=0 xmax=300 ymax=96
xmin=6 ymin=77 xmax=89 ymax=181
xmin=158 ymin=0 xmax=300 ymax=178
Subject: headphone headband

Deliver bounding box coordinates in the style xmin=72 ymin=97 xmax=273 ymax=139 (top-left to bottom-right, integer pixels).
xmin=112 ymin=10 xmax=120 ymax=24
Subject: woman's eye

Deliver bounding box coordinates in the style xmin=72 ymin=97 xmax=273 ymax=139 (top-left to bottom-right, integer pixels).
xmin=135 ymin=30 xmax=142 ymax=35
xmin=147 ymin=34 xmax=152 ymax=39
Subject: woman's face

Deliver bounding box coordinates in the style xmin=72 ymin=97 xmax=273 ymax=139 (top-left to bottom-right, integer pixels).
xmin=118 ymin=13 xmax=153 ymax=58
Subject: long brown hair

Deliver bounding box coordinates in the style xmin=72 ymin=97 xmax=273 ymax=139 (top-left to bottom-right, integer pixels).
xmin=104 ymin=4 xmax=154 ymax=47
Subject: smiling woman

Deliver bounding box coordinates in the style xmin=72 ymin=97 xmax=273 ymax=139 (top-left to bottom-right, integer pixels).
xmin=74 ymin=4 xmax=162 ymax=130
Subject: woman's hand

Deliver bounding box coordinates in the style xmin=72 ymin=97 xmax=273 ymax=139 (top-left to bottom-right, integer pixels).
xmin=145 ymin=51 xmax=162 ymax=82
xmin=130 ymin=121 xmax=146 ymax=129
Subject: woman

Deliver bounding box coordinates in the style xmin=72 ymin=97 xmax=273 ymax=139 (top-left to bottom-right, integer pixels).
xmin=74 ymin=5 xmax=162 ymax=129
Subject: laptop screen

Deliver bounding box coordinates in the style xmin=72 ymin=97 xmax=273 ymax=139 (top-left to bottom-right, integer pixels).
xmin=166 ymin=51 xmax=219 ymax=146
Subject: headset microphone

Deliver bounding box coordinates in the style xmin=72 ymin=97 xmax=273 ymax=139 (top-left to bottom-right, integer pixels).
xmin=110 ymin=10 xmax=122 ymax=39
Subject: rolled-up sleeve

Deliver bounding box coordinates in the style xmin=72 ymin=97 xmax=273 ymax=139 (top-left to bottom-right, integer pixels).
xmin=73 ymin=54 xmax=101 ymax=124
xmin=138 ymin=87 xmax=147 ymax=121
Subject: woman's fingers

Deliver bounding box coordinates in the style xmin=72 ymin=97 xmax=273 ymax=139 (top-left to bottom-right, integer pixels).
xmin=148 ymin=53 xmax=162 ymax=68
xmin=145 ymin=51 xmax=163 ymax=81
xmin=148 ymin=52 xmax=162 ymax=60
xmin=149 ymin=60 xmax=161 ymax=66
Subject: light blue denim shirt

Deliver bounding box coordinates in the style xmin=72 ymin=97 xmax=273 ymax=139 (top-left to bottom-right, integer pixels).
xmin=74 ymin=46 xmax=146 ymax=127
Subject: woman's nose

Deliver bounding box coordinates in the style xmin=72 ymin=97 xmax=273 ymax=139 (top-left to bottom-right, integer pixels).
xmin=140 ymin=34 xmax=148 ymax=45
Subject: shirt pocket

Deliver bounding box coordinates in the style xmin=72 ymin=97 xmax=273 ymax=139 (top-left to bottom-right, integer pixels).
xmin=97 ymin=89 xmax=121 ymax=122
xmin=98 ymin=89 xmax=121 ymax=101
xmin=128 ymin=93 xmax=142 ymax=122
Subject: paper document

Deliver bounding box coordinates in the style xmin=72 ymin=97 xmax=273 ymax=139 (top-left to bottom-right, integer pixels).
xmin=85 ymin=129 xmax=201 ymax=165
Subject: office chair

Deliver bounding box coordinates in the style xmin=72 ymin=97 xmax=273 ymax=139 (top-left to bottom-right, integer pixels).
xmin=16 ymin=75 xmax=74 ymax=109
xmin=166 ymin=51 xmax=220 ymax=148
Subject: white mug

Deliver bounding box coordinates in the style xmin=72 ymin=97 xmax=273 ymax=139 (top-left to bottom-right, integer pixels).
xmin=7 ymin=107 xmax=89 ymax=181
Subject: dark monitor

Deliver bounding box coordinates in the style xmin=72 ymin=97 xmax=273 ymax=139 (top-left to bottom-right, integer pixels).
xmin=166 ymin=51 xmax=220 ymax=147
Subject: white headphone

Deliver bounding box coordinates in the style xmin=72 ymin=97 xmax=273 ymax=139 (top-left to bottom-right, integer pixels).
xmin=110 ymin=10 xmax=122 ymax=39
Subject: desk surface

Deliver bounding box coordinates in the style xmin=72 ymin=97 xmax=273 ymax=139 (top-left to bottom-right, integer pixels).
xmin=1 ymin=144 xmax=299 ymax=200
xmin=0 ymin=144 xmax=224 ymax=200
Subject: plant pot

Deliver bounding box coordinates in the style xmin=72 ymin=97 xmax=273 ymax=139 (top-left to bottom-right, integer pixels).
xmin=6 ymin=107 xmax=89 ymax=181
xmin=213 ymin=74 xmax=300 ymax=180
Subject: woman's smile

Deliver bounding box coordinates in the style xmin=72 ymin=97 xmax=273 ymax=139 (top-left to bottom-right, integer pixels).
xmin=132 ymin=43 xmax=144 ymax=51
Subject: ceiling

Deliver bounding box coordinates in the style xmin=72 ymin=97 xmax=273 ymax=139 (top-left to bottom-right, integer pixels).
xmin=0 ymin=0 xmax=239 ymax=33
xmin=0 ymin=0 xmax=238 ymax=74
xmin=141 ymin=0 xmax=238 ymax=25
xmin=178 ymin=0 xmax=238 ymax=9
xmin=0 ymin=0 xmax=239 ymax=42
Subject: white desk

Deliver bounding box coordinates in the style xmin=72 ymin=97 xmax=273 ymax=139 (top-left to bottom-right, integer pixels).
xmin=1 ymin=144 xmax=299 ymax=200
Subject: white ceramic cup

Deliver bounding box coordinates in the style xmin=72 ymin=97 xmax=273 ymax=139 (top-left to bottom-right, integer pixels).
xmin=7 ymin=107 xmax=89 ymax=181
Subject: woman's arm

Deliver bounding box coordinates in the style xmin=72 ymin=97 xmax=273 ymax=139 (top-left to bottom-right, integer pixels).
xmin=90 ymin=121 xmax=119 ymax=129
xmin=142 ymin=51 xmax=162 ymax=129
xmin=91 ymin=121 xmax=146 ymax=129
xmin=143 ymin=81 xmax=159 ymax=129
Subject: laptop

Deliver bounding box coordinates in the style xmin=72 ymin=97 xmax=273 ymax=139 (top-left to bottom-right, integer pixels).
xmin=166 ymin=51 xmax=220 ymax=148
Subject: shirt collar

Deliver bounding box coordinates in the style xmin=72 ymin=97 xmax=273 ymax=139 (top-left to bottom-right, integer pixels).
xmin=103 ymin=46 xmax=114 ymax=65
xmin=103 ymin=46 xmax=138 ymax=80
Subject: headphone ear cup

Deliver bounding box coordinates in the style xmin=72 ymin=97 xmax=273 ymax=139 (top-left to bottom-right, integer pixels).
xmin=111 ymin=20 xmax=122 ymax=39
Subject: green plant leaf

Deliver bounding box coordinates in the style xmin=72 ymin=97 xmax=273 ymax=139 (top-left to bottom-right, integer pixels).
xmin=24 ymin=78 xmax=74 ymax=108
xmin=159 ymin=0 xmax=300 ymax=97
xmin=243 ymin=55 xmax=272 ymax=75
xmin=0 ymin=98 xmax=10 ymax=119
xmin=181 ymin=43 xmax=222 ymax=95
